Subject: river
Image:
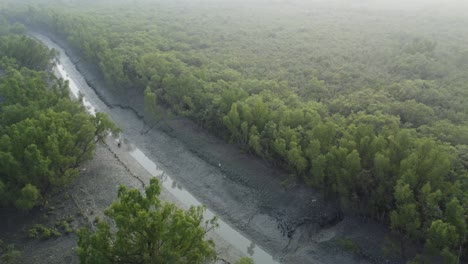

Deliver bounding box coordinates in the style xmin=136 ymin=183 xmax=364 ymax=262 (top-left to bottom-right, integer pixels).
xmin=28 ymin=30 xmax=387 ymax=264
xmin=31 ymin=32 xmax=279 ymax=264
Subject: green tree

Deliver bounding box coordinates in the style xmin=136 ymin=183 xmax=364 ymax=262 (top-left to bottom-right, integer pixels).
xmin=0 ymin=56 xmax=119 ymax=209
xmin=248 ymin=125 xmax=262 ymax=156
xmin=445 ymin=198 xmax=466 ymax=236
xmin=8 ymin=4 xmax=468 ymax=261
xmin=77 ymin=178 xmax=217 ymax=264
xmin=302 ymin=76 xmax=327 ymax=100
xmin=144 ymin=86 xmax=157 ymax=116
xmin=287 ymin=141 xmax=308 ymax=176
xmin=14 ymin=184 xmax=40 ymax=211
xmin=390 ymin=181 xmax=421 ymax=257
xmin=223 ymin=103 xmax=241 ymax=142
xmin=0 ymin=35 xmax=57 ymax=70
xmin=425 ymin=220 xmax=459 ymax=263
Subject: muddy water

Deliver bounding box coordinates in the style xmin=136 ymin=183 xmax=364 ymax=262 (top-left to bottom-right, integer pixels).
xmin=129 ymin=149 xmax=277 ymax=264
xmin=30 ymin=31 xmax=393 ymax=264
xmin=33 ymin=33 xmax=279 ymax=264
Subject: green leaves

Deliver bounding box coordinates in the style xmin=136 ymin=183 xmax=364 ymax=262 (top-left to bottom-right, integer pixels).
xmin=236 ymin=257 xmax=254 ymax=264
xmin=77 ymin=178 xmax=217 ymax=264
xmin=15 ymin=184 xmax=40 ymax=211
xmin=445 ymin=198 xmax=466 ymax=237
xmin=223 ymin=103 xmax=241 ymax=141
xmin=0 ymin=39 xmax=117 ymax=210
xmin=426 ymin=220 xmax=459 ymax=252
xmin=0 ymin=35 xmax=57 ymax=71
xmin=7 ymin=4 xmax=467 ymax=261
xmin=391 ymin=203 xmax=421 ymax=240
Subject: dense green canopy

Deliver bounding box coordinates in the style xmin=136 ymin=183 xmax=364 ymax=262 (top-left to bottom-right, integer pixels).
xmin=2 ymin=1 xmax=467 ymax=262
xmin=77 ymin=178 xmax=217 ymax=264
xmin=0 ymin=23 xmax=119 ymax=210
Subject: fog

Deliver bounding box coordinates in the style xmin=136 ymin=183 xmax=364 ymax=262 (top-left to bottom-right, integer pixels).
xmin=9 ymin=0 xmax=468 ymax=12
xmin=1 ymin=0 xmax=467 ymax=263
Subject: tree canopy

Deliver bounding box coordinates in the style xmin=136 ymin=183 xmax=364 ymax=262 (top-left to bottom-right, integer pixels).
xmin=1 ymin=1 xmax=467 ymax=261
xmin=0 ymin=21 xmax=119 ymax=210
xmin=77 ymin=178 xmax=218 ymax=264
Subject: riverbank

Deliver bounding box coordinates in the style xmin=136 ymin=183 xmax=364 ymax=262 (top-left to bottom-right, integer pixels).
xmin=28 ymin=30 xmax=402 ymax=264
xmin=0 ymin=142 xmax=246 ymax=264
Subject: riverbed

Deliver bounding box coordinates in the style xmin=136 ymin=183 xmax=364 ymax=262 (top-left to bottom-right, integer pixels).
xmin=30 ymin=31 xmax=399 ymax=264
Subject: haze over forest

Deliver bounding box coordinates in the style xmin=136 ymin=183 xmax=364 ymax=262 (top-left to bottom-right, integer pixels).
xmin=0 ymin=0 xmax=467 ymax=263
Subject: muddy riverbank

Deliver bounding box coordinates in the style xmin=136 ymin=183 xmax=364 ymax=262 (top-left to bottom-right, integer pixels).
xmin=0 ymin=143 xmax=245 ymax=264
xmin=29 ymin=30 xmax=402 ymax=264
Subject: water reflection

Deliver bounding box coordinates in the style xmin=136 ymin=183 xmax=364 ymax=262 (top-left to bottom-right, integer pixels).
xmin=56 ymin=65 xmax=96 ymax=116
xmin=128 ymin=148 xmax=278 ymax=264
xmin=41 ymin=33 xmax=279 ymax=264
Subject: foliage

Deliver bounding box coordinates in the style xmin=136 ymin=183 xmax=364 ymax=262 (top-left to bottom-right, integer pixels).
xmin=236 ymin=257 xmax=254 ymax=264
xmin=0 ymin=29 xmax=119 ymax=210
xmin=15 ymin=184 xmax=40 ymax=211
xmin=338 ymin=239 xmax=362 ymax=255
xmin=0 ymin=240 xmax=21 ymax=264
xmin=2 ymin=1 xmax=467 ymax=261
xmin=0 ymin=34 xmax=57 ymax=71
xmin=76 ymin=178 xmax=217 ymax=264
xmin=54 ymin=218 xmax=74 ymax=235
xmin=27 ymin=224 xmax=61 ymax=239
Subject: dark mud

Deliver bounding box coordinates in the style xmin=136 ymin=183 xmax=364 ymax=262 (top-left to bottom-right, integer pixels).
xmin=0 ymin=143 xmax=246 ymax=264
xmin=0 ymin=145 xmax=145 ymax=264
xmin=29 ymin=30 xmax=403 ymax=264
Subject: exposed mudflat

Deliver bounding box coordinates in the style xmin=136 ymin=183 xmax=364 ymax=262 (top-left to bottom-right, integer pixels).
xmin=0 ymin=143 xmax=244 ymax=264
xmin=18 ymin=31 xmax=403 ymax=264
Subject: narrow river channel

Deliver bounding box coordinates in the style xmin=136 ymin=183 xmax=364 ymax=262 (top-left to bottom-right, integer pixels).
xmin=31 ymin=32 xmax=279 ymax=264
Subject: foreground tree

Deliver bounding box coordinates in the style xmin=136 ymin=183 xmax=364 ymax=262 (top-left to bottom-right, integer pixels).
xmin=6 ymin=4 xmax=467 ymax=261
xmin=77 ymin=178 xmax=218 ymax=264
